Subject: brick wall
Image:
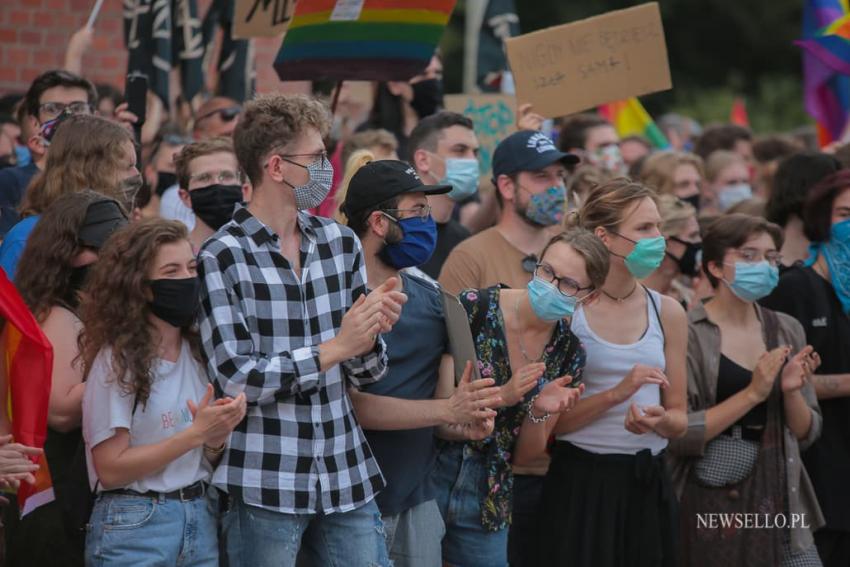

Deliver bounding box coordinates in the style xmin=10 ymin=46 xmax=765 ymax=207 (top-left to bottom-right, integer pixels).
xmin=0 ymin=0 xmax=305 ymax=98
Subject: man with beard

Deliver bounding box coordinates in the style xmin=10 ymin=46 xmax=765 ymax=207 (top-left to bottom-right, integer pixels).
xmin=439 ymin=130 xmax=579 ymax=295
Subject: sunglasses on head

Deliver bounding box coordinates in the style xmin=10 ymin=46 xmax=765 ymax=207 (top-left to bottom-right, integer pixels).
xmin=521 ymin=254 xmax=538 ymax=274
xmin=196 ymin=106 xmax=241 ymax=123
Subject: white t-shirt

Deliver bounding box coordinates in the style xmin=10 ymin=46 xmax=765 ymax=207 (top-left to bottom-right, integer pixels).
xmin=159 ymin=185 xmax=196 ymax=230
xmin=83 ymin=340 xmax=212 ymax=493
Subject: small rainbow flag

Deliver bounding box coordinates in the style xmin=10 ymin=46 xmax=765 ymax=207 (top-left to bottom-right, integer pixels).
xmin=1 ymin=269 xmax=53 ymax=516
xmin=274 ymin=0 xmax=457 ymax=82
xmin=598 ymin=97 xmax=670 ymax=149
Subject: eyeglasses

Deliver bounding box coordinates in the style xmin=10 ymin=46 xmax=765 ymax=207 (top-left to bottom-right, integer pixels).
xmin=196 ymin=106 xmax=241 ymax=123
xmin=383 ymin=204 xmax=432 ymax=220
xmin=189 ymin=170 xmax=242 ymax=186
xmin=534 ymin=262 xmax=594 ymax=298
xmin=39 ymin=101 xmax=93 ymax=120
xmin=732 ymin=247 xmax=782 ymax=267
xmin=161 ymin=133 xmax=194 ymax=146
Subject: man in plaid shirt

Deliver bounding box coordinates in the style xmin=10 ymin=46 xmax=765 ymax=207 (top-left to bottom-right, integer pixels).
xmin=198 ymin=94 xmax=406 ymax=567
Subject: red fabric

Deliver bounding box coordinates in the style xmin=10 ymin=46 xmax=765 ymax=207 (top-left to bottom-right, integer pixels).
xmin=730 ymin=98 xmax=750 ymax=127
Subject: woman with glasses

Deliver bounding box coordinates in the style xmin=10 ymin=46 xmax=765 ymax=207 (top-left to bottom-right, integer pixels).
xmin=430 ymin=228 xmax=608 ymax=567
xmin=761 ymin=171 xmax=850 ymax=567
xmin=669 ymin=213 xmax=823 ymax=567
xmin=540 ymin=178 xmax=689 ymax=567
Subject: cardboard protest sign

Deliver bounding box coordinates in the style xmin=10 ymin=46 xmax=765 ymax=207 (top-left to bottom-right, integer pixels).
xmin=445 ymin=93 xmax=516 ymax=178
xmin=234 ymin=0 xmax=297 ymax=39
xmin=505 ymin=3 xmax=671 ymax=118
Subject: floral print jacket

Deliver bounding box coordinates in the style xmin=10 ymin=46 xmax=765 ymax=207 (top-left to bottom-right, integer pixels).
xmin=458 ymin=286 xmax=586 ymax=531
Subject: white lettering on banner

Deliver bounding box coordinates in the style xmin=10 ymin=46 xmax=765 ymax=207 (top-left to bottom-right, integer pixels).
xmin=330 ymin=0 xmax=365 ymax=22
xmin=695 ymin=513 xmax=811 ymax=530
xmin=124 ymin=0 xmax=150 ymax=50
xmin=176 ymin=0 xmax=204 ymax=60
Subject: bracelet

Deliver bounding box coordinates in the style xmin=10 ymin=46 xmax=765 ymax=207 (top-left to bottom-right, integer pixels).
xmin=525 ymin=394 xmax=550 ymax=424
xmin=203 ymin=442 xmax=226 ymax=455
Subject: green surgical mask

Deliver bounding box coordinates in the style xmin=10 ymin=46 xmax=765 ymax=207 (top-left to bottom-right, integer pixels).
xmin=612 ymin=233 xmax=667 ymax=279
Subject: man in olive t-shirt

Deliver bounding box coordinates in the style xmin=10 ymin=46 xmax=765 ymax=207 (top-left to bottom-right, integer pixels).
xmin=439 ymin=129 xmax=579 ymax=295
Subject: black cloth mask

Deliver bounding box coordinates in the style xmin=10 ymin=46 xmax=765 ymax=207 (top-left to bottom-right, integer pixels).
xmin=148 ymin=277 xmax=200 ymax=328
xmin=410 ymin=79 xmax=443 ymax=119
xmin=189 ymin=184 xmax=243 ymax=230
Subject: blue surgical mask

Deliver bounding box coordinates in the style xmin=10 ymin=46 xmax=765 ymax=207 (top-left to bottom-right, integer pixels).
xmin=724 ymin=261 xmax=779 ymax=302
xmin=614 ymin=233 xmax=667 ymax=279
xmin=379 ymin=214 xmax=438 ymax=269
xmin=440 ymin=157 xmax=480 ymax=201
xmin=718 ymin=183 xmax=752 ymax=211
xmin=523 ymin=185 xmax=567 ymax=227
xmin=527 ymin=277 xmax=578 ymax=321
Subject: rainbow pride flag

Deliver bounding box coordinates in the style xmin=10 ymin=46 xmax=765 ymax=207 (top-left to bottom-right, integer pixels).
xmin=274 ymin=0 xmax=457 ymax=81
xmin=0 ymin=270 xmax=53 ymax=516
xmin=796 ymin=0 xmax=850 ymax=146
xmin=598 ymin=97 xmax=670 ymax=149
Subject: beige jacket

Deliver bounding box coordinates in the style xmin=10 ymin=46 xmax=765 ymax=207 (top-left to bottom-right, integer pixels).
xmin=667 ymin=302 xmax=825 ymax=553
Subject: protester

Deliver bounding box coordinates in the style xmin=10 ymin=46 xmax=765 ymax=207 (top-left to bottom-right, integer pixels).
xmin=439 ymin=130 xmax=579 ymax=295
xmin=0 ymin=70 xmax=98 ymax=237
xmin=765 ymin=153 xmax=842 ymax=266
xmin=79 ymin=218 xmax=246 ymax=566
xmin=360 ymin=55 xmax=444 ymax=158
xmin=620 ymin=134 xmax=653 ymax=168
xmin=341 ymin=159 xmax=501 ymax=566
xmin=174 ymin=138 xmax=248 ymax=252
xmin=693 ymin=124 xmax=754 ymax=164
xmin=752 ymin=134 xmax=802 ymax=199
xmin=433 ymin=229 xmax=600 ymax=567
xmin=639 ymin=151 xmax=705 ymax=211
xmin=95 ymin=84 xmax=123 ymax=119
xmin=703 ymin=150 xmax=752 ymax=214
xmin=671 ymin=213 xmax=824 ymax=567
xmin=0 ymin=114 xmax=138 ymax=279
xmin=192 ymin=97 xmax=241 ymax=140
xmin=6 ymin=190 xmax=127 ymax=566
xmin=197 ymin=94 xmax=407 ymax=566
xmin=558 ymin=113 xmax=626 ymax=176
xmin=566 ymin=164 xmax=611 ymax=211
xmin=141 ymin=124 xmax=192 ymax=219
xmin=540 ymin=178 xmax=688 ymax=567
xmin=332 ymin=150 xmax=375 ymax=224
xmin=408 ymin=112 xmax=480 ymax=279
xmin=642 ymin=194 xmax=702 ymax=307
xmin=761 ymin=171 xmax=850 ymax=567
xmin=658 ymin=113 xmax=702 ymax=152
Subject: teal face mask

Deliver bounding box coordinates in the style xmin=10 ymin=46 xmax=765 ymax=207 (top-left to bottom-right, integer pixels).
xmin=724 ymin=261 xmax=779 ymax=302
xmin=527 ymin=277 xmax=578 ymax=321
xmin=613 ymin=233 xmax=667 ymax=279
xmin=440 ymin=157 xmax=480 ymax=201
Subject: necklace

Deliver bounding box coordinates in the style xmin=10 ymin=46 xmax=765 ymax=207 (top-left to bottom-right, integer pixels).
xmin=601 ymin=281 xmax=638 ymax=303
xmin=514 ymin=294 xmax=545 ymax=363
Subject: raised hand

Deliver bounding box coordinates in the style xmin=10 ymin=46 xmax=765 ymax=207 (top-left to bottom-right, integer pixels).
xmin=610 ymin=364 xmax=670 ymax=405
xmin=531 ymin=376 xmax=585 ymax=417
xmin=781 ymin=345 xmax=820 ymax=393
xmin=747 ymin=346 xmax=789 ymax=402
xmin=502 ymin=362 xmax=546 ymax=407
xmin=463 ymin=416 xmax=495 ymax=441
xmin=188 ymin=384 xmax=247 ymax=448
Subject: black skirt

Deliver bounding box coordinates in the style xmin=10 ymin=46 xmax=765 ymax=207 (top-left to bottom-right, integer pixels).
xmin=538 ymin=441 xmax=678 ymax=567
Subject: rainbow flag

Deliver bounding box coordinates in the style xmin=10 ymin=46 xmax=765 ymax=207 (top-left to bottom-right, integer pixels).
xmin=598 ymin=97 xmax=670 ymax=149
xmin=274 ymin=0 xmax=457 ymax=81
xmin=796 ymin=0 xmax=850 ymax=146
xmin=0 ymin=270 xmax=53 ymax=516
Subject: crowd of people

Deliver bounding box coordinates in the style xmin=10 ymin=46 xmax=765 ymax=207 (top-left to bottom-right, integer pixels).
xmin=0 ymin=54 xmax=847 ymax=567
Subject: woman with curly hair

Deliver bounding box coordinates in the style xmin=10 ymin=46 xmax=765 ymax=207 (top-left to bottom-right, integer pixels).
xmin=79 ymin=218 xmax=246 ymax=566
xmin=0 ymin=113 xmax=141 ymax=279
xmin=5 ymin=190 xmax=127 ymax=566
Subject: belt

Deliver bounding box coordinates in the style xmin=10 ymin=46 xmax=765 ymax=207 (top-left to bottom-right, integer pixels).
xmin=722 ymin=424 xmax=764 ymax=442
xmin=107 ymin=480 xmax=207 ymax=502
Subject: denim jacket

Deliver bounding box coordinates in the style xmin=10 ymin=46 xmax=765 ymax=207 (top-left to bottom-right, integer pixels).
xmin=667 ymin=302 xmax=825 ymax=553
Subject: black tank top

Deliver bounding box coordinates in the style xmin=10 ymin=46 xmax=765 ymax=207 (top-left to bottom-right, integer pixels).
xmin=716 ymin=354 xmax=767 ymax=429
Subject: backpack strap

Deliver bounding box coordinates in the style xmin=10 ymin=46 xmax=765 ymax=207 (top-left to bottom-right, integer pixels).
xmin=642 ymin=285 xmax=666 ymax=345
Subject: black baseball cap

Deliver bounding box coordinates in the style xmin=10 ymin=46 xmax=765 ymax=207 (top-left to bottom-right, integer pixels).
xmin=343 ymin=160 xmax=451 ymax=216
xmin=492 ymin=130 xmax=580 ymax=179
xmin=78 ymin=199 xmax=128 ymax=249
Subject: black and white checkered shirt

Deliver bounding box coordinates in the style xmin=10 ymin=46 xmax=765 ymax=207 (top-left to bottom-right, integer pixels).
xmin=198 ymin=205 xmax=387 ymax=514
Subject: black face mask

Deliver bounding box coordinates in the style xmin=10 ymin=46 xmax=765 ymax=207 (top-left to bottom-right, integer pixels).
xmin=155 ymin=171 xmax=178 ymax=197
xmin=668 ymin=237 xmax=702 ymax=277
xmin=681 ymin=194 xmax=701 ymax=212
xmin=189 ymin=184 xmax=243 ymax=230
xmin=410 ymin=78 xmax=443 ymax=119
xmin=148 ymin=277 xmax=200 ymax=328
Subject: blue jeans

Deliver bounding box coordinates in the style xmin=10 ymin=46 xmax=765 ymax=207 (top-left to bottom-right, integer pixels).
xmin=223 ymin=496 xmax=391 ymax=567
xmin=431 ymin=443 xmax=508 ymax=567
xmin=85 ymin=489 xmax=219 ymax=567
xmin=382 ymin=499 xmax=445 ymax=567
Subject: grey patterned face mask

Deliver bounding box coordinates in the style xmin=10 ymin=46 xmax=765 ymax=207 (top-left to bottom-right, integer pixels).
xmin=282 ymin=154 xmax=334 ymax=210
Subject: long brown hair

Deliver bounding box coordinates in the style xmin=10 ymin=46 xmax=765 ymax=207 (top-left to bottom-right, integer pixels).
xmin=570 ymin=177 xmax=659 ymax=232
xmin=20 ymin=114 xmax=133 ymax=217
xmin=78 ymin=219 xmax=198 ymax=406
xmin=17 ymin=190 xmax=111 ymax=321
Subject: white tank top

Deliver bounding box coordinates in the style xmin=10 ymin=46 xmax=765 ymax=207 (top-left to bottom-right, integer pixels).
xmin=559 ymin=288 xmax=668 ymax=455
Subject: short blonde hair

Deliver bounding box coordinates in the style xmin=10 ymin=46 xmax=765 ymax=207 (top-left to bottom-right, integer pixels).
xmin=334 ymin=149 xmax=375 ymax=224
xmin=639 ymin=151 xmax=704 ymax=196
xmin=657 ymin=193 xmax=696 ymax=237
xmin=174 ymin=137 xmax=237 ymax=190
xmin=705 ymin=150 xmax=746 ymax=183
